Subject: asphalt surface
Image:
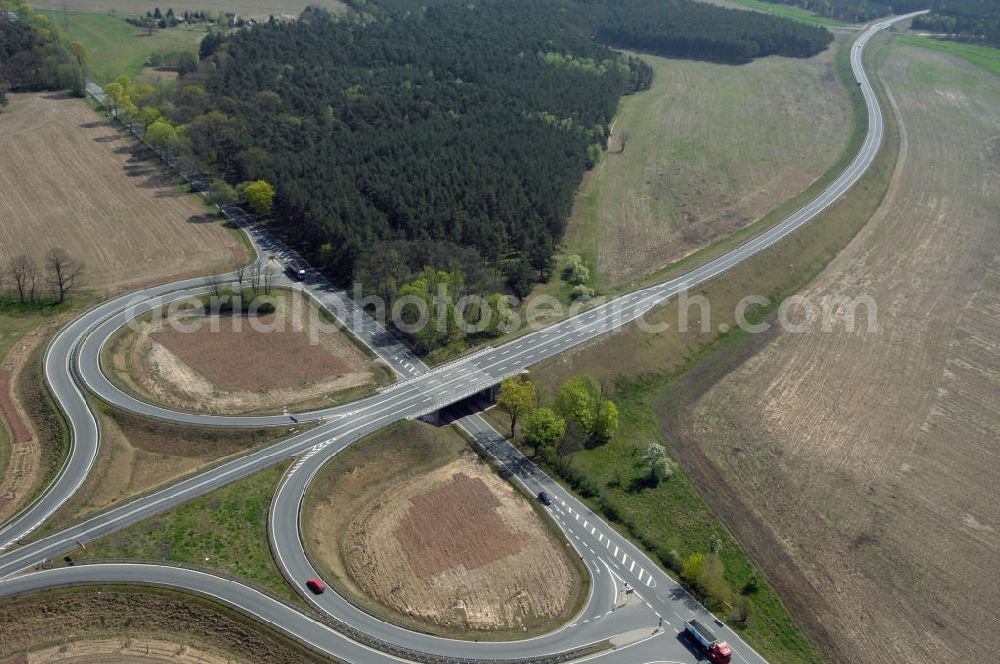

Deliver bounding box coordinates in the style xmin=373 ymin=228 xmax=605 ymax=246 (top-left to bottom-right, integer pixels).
xmin=0 ymin=13 xmax=925 ymax=664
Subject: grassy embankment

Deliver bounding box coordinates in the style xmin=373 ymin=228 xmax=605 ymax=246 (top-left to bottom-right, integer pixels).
xmin=488 ymin=33 xmax=901 ymax=664
xmin=71 ymin=462 xmax=301 ymax=604
xmin=558 ymin=37 xmax=854 ymax=294
xmin=895 ymin=35 xmax=1000 ymax=77
xmin=39 ymin=402 xmax=305 ymax=531
xmin=0 ymin=585 xmax=336 ymax=663
xmin=36 ymin=9 xmax=208 ymax=84
xmin=0 ymin=298 xmax=98 ymax=521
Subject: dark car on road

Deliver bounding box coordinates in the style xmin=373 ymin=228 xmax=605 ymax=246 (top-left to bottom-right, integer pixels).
xmin=537 ymin=491 xmax=552 ymax=506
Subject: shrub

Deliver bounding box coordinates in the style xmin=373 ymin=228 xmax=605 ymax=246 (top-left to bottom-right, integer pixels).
xmin=731 ymin=595 xmax=754 ymax=624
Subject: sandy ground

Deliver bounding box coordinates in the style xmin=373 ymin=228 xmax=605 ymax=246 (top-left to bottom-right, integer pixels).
xmin=0 ymin=93 xmax=238 ymax=296
xmin=682 ymin=44 xmax=1000 ymax=663
xmin=106 ymin=291 xmax=378 ymax=414
xmin=345 ymin=457 xmax=578 ymax=632
xmin=304 ymin=422 xmax=584 ymax=638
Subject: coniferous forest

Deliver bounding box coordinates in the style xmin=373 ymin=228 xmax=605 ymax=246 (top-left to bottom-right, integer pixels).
xmin=747 ymin=0 xmax=928 ymax=23
xmin=914 ymin=0 xmax=1000 ymax=47
xmin=144 ymin=0 xmax=832 ymax=304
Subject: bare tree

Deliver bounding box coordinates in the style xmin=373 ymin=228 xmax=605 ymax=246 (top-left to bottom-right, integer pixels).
xmin=46 ymin=248 xmax=84 ymax=304
xmin=232 ymin=251 xmax=248 ymax=292
xmin=205 ymin=272 xmax=223 ymax=297
xmin=263 ymin=261 xmax=273 ymax=295
xmin=249 ymin=261 xmax=263 ymax=295
xmin=10 ymin=255 xmax=38 ymax=304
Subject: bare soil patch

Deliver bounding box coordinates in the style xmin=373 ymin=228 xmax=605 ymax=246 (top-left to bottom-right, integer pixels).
xmin=0 ymin=587 xmax=334 ymax=664
xmin=681 ymin=45 xmax=1000 ymax=664
xmin=303 ymin=421 xmax=586 ymax=639
xmin=395 ymin=473 xmax=525 ymax=577
xmin=105 ymin=290 xmax=384 ymax=414
xmin=0 ymin=93 xmax=238 ymax=296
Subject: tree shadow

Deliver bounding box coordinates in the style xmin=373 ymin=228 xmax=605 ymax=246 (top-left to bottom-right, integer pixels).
xmin=188 ymin=213 xmax=218 ymax=224
xmin=626 ymin=473 xmax=658 ymax=493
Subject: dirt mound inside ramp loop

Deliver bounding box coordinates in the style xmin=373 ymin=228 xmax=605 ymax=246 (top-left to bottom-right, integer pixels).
xmin=395 ymin=473 xmax=526 ymax=577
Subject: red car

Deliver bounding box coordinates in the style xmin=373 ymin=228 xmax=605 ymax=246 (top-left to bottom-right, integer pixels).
xmin=306 ymin=578 xmax=326 ymax=594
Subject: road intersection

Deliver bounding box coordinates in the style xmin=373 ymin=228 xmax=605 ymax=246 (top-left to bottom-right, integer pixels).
xmin=0 ymin=12 xmax=924 ymax=664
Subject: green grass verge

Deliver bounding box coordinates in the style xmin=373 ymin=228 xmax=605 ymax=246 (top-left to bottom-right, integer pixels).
xmin=37 ymin=9 xmax=208 ymax=84
xmin=894 ymin=35 xmax=1000 ymax=77
xmin=721 ymin=0 xmax=854 ymax=27
xmin=73 ymin=462 xmax=301 ymax=605
xmin=619 ymin=30 xmax=866 ymax=296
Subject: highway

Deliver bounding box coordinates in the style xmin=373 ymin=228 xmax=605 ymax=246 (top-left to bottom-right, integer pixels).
xmin=0 ymin=12 xmax=925 ymax=664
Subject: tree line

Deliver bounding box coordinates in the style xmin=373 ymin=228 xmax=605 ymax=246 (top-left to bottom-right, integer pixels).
xmin=751 ymin=0 xmax=928 ymax=23
xmin=584 ymin=0 xmax=833 ymax=64
xmin=0 ymin=0 xmax=90 ymax=103
xmin=358 ymin=0 xmax=834 ymax=64
xmin=914 ymin=0 xmax=1000 ymax=47
xmin=112 ymin=2 xmax=653 ymax=301
xmin=1 ymin=249 xmax=84 ymax=305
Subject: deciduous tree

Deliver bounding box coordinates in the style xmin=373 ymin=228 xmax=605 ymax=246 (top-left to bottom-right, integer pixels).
xmin=240 ymin=179 xmax=276 ymax=215
xmin=522 ymin=407 xmax=565 ymax=455
xmin=555 ymin=375 xmax=618 ymax=445
xmin=9 ymin=254 xmax=38 ymax=304
xmin=497 ymin=375 xmax=536 ymax=437
xmin=642 ymin=442 xmax=674 ymax=484
xmin=146 ymin=120 xmax=177 ymax=161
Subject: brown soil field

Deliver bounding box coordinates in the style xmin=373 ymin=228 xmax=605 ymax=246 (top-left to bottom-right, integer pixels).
xmin=31 ymin=0 xmax=347 ymax=19
xmin=44 ymin=406 xmax=297 ymax=529
xmin=105 ymin=290 xmax=387 ymax=414
xmin=679 ymin=44 xmax=1000 ymax=663
xmin=0 ymin=93 xmax=239 ymax=296
xmin=303 ymin=421 xmax=587 ymax=639
xmin=0 ymin=587 xmax=334 ymax=663
xmin=562 ymin=38 xmax=852 ymax=288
